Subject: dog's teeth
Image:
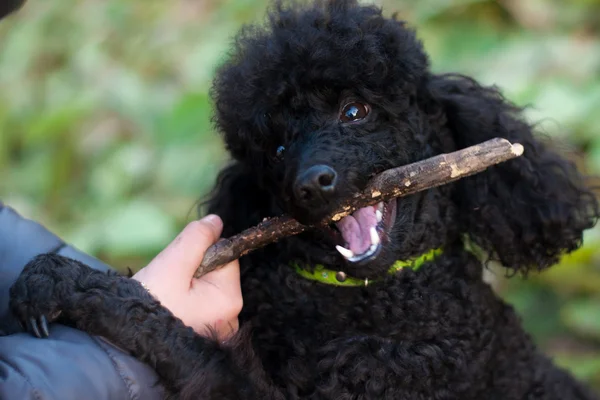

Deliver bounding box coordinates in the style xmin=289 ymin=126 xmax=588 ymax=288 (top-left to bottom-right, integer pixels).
xmin=370 ymin=226 xmax=380 ymax=245
xmin=377 ymin=202 xmax=384 ymax=212
xmin=336 ymin=245 xmax=354 ymax=259
xmin=376 ymin=210 xmax=383 ymax=222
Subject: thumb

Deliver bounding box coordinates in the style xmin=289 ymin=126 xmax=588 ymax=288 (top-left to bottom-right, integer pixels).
xmin=146 ymin=215 xmax=224 ymax=279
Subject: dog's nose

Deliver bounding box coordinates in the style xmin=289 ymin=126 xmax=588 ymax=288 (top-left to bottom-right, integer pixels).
xmin=294 ymin=164 xmax=338 ymax=205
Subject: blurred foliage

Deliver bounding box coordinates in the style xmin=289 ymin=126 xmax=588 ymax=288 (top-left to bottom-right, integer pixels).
xmin=1 ymin=0 xmax=599 ymax=390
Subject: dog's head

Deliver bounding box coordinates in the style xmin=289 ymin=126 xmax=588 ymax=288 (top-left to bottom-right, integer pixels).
xmin=206 ymin=0 xmax=598 ymax=277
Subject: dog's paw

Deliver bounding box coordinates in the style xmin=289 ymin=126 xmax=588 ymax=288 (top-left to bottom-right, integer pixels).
xmin=9 ymin=253 xmax=76 ymax=338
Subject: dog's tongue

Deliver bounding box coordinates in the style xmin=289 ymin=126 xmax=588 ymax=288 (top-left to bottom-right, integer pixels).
xmin=335 ymin=206 xmax=377 ymax=254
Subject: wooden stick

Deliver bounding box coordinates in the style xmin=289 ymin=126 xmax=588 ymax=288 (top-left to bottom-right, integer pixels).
xmin=194 ymin=138 xmax=524 ymax=278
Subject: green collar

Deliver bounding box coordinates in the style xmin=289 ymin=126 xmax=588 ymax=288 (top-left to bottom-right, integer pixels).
xmin=293 ymin=248 xmax=443 ymax=287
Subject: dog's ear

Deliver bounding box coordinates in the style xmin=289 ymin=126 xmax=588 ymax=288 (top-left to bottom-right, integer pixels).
xmin=201 ymin=162 xmax=272 ymax=238
xmin=423 ymin=73 xmax=599 ymax=273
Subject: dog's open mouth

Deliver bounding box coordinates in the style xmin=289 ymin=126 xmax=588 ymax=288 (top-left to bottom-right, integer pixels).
xmin=332 ymin=199 xmax=397 ymax=263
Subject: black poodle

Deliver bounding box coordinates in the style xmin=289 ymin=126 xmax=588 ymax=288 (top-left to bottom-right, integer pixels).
xmin=10 ymin=1 xmax=600 ymax=399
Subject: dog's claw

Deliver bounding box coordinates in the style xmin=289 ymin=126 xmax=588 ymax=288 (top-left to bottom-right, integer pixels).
xmin=39 ymin=315 xmax=50 ymax=337
xmin=28 ymin=317 xmax=42 ymax=338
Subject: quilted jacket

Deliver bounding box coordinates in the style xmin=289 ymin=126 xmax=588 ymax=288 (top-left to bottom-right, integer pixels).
xmin=0 ymin=203 xmax=165 ymax=399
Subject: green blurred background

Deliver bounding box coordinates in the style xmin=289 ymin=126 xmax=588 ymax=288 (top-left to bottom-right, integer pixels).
xmin=1 ymin=0 xmax=599 ymax=389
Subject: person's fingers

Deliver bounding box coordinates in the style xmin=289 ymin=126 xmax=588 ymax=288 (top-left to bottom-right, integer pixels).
xmin=147 ymin=215 xmax=224 ymax=279
xmin=197 ymin=318 xmax=239 ymax=341
xmin=221 ymin=318 xmax=239 ymax=341
xmin=196 ymin=259 xmax=241 ymax=292
xmin=193 ymin=259 xmax=243 ymax=318
xmin=130 ymin=215 xmax=244 ymax=337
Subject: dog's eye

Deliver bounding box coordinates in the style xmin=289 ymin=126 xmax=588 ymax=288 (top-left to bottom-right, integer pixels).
xmin=274 ymin=145 xmax=285 ymax=162
xmin=340 ymin=102 xmax=369 ymax=123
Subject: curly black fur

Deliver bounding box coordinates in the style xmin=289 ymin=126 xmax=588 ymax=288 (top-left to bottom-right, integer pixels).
xmin=9 ymin=1 xmax=600 ymax=399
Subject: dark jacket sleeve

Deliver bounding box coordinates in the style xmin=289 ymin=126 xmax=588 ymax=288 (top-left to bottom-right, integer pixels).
xmin=0 ymin=203 xmax=165 ymax=400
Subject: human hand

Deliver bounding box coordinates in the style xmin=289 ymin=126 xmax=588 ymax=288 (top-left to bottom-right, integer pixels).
xmin=132 ymin=215 xmax=242 ymax=340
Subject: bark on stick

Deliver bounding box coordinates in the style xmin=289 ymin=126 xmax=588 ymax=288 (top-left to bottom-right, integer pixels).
xmin=194 ymin=138 xmax=524 ymax=278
